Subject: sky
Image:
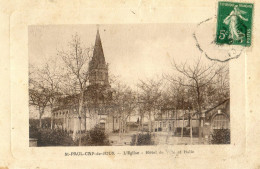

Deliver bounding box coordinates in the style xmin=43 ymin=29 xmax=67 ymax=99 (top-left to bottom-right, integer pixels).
xmin=29 ymin=24 xmax=208 ymax=89
xmin=28 ymin=24 xmax=230 ymax=119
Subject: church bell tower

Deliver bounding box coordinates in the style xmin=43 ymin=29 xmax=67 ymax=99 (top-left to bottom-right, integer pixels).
xmin=89 ymin=28 xmax=109 ymax=87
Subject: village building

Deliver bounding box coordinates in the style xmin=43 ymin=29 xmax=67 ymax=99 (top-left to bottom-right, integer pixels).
xmin=153 ymin=108 xmax=200 ymax=136
xmin=203 ymin=99 xmax=230 ymax=139
xmin=52 ymin=29 xmax=120 ymax=133
xmin=153 ymin=99 xmax=230 ymax=138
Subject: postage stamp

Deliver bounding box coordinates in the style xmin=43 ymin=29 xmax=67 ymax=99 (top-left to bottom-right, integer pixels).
xmin=216 ymin=1 xmax=254 ymax=47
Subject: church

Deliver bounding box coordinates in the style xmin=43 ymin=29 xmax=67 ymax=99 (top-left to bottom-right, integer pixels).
xmin=52 ymin=29 xmax=120 ymax=133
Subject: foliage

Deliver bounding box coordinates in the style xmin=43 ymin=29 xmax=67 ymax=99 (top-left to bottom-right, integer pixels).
xmin=110 ymin=82 xmax=137 ymax=135
xmin=211 ymin=129 xmax=230 ymax=144
xmin=175 ymin=127 xmax=199 ymax=137
xmin=137 ymin=79 xmax=163 ymax=132
xmin=29 ymin=127 xmax=76 ymax=146
xmin=29 ymin=86 xmax=51 ymax=128
xmin=29 ymin=60 xmax=62 ymax=128
xmin=29 ymin=124 xmax=41 ymax=139
xmin=58 ymin=33 xmax=93 ymax=135
xmin=79 ymin=126 xmax=110 ymax=146
xmin=113 ymin=129 xmax=119 ymax=133
xmin=130 ymin=133 xmax=154 ymax=146
xmin=58 ymin=33 xmax=92 ymax=94
xmin=39 ymin=129 xmax=75 ymax=146
xmin=30 ymin=118 xmax=51 ymax=129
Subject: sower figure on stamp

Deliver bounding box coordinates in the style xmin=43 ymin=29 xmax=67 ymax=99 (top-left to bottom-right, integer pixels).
xmin=223 ymin=5 xmax=248 ymax=42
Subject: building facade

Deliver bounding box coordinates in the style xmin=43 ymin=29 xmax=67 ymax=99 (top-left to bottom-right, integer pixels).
xmin=52 ymin=29 xmax=120 ymax=133
xmin=203 ymin=99 xmax=230 ymax=140
xmin=154 ymin=99 xmax=230 ymax=138
xmin=154 ymin=108 xmax=200 ymax=136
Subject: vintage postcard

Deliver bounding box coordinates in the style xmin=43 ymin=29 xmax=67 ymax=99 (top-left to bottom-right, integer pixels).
xmin=28 ymin=24 xmax=230 ymax=147
xmin=1 ymin=0 xmax=260 ymax=169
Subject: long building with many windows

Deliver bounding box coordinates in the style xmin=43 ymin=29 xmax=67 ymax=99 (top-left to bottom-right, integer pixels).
xmin=153 ymin=99 xmax=230 ymax=138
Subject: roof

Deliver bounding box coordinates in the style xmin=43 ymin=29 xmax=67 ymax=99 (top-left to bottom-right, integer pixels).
xmin=155 ymin=99 xmax=230 ymax=120
xmin=90 ymin=29 xmax=106 ymax=69
xmin=204 ymin=99 xmax=230 ymax=115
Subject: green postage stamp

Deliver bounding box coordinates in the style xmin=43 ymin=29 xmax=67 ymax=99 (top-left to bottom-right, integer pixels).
xmin=216 ymin=1 xmax=254 ymax=47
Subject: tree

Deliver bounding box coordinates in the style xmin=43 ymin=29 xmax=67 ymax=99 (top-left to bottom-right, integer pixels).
xmin=29 ymin=64 xmax=54 ymax=128
xmin=167 ymin=56 xmax=226 ymax=143
xmin=120 ymin=88 xmax=137 ymax=133
xmin=29 ymin=82 xmax=51 ymax=128
xmin=33 ymin=60 xmax=62 ymax=129
xmin=160 ymin=81 xmax=194 ymax=143
xmin=137 ymin=78 xmax=163 ymax=133
xmin=112 ymin=82 xmax=137 ymax=141
xmin=57 ymin=33 xmax=92 ymax=144
xmin=210 ymin=64 xmax=229 ymax=103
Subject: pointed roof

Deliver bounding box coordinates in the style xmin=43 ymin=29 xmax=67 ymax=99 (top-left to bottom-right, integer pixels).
xmin=92 ymin=28 xmax=106 ymax=66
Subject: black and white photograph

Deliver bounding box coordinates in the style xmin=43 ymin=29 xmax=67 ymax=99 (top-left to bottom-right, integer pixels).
xmin=28 ymin=24 xmax=230 ymax=147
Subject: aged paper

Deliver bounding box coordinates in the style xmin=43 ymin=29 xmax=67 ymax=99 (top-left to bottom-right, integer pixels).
xmin=0 ymin=0 xmax=260 ymax=168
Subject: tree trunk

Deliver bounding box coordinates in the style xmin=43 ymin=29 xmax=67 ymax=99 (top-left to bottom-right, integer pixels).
xmin=118 ymin=115 xmax=122 ymax=142
xmin=82 ymin=109 xmax=86 ymax=132
xmin=79 ymin=90 xmax=84 ymax=146
xmin=190 ymin=113 xmax=193 ymax=144
xmin=181 ymin=111 xmax=184 ymax=138
xmin=141 ymin=114 xmax=144 ymax=133
xmin=39 ymin=113 xmax=42 ymax=128
xmin=175 ymin=108 xmax=177 ymax=136
xmin=148 ymin=111 xmax=152 ymax=133
xmin=135 ymin=114 xmax=141 ymax=145
xmin=73 ymin=90 xmax=84 ymax=145
xmin=128 ymin=120 xmax=130 ymax=133
xmin=196 ymin=81 xmax=203 ymax=144
xmin=198 ymin=118 xmax=202 ymax=144
xmin=50 ymin=105 xmax=53 ymax=130
xmin=124 ymin=120 xmax=127 ymax=133
xmin=39 ymin=107 xmax=44 ymax=128
xmin=86 ymin=108 xmax=91 ymax=131
xmin=112 ymin=116 xmax=115 ymax=132
xmin=166 ymin=110 xmax=170 ymax=144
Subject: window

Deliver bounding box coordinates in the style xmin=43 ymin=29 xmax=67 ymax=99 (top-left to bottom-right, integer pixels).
xmin=163 ymin=122 xmax=166 ymax=127
xmin=168 ymin=122 xmax=172 ymax=131
xmin=100 ymin=123 xmax=105 ymax=129
xmin=212 ymin=114 xmax=229 ymax=129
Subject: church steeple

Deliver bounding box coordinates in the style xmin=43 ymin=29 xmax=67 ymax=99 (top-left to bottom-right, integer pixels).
xmin=89 ymin=27 xmax=109 ymax=86
xmin=92 ymin=27 xmax=105 ymax=66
